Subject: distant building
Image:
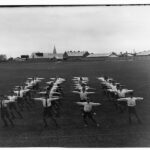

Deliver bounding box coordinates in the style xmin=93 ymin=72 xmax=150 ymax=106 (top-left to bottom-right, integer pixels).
xmin=109 ymin=52 xmax=118 ymax=57
xmin=31 ymin=52 xmax=48 ymax=59
xmin=119 ymin=52 xmax=134 ymax=57
xmin=21 ymin=55 xmax=29 ymax=60
xmin=53 ymin=45 xmax=57 ymax=55
xmin=31 ymin=46 xmax=64 ymax=60
xmin=85 ymin=52 xmax=118 ymax=61
xmin=52 ymin=53 xmax=64 ymax=60
xmin=63 ymin=51 xmax=89 ymax=60
xmin=14 ymin=57 xmax=25 ymax=61
xmin=136 ymin=50 xmax=150 ymax=56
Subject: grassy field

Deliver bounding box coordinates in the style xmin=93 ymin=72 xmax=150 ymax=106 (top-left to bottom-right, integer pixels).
xmin=0 ymin=60 xmax=150 ymax=147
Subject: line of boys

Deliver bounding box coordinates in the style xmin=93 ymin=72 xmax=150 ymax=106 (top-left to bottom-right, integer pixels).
xmin=98 ymin=76 xmax=143 ymax=124
xmin=72 ymin=77 xmax=101 ymax=127
xmin=33 ymin=77 xmax=65 ymax=128
xmin=0 ymin=76 xmax=43 ymax=127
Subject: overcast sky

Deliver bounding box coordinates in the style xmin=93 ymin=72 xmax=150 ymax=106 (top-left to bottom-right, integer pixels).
xmin=0 ymin=6 xmax=150 ymax=57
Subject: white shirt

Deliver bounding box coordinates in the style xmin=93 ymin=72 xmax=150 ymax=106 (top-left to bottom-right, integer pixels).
xmin=0 ymin=100 xmax=10 ymax=108
xmin=97 ymin=77 xmax=105 ymax=82
xmin=30 ymin=80 xmax=36 ymax=86
xmin=72 ymin=91 xmax=95 ymax=101
xmin=34 ymin=97 xmax=59 ymax=107
xmin=117 ymin=89 xmax=133 ymax=98
xmin=74 ymin=85 xmax=93 ymax=91
xmin=110 ymin=84 xmax=117 ymax=91
xmin=80 ymin=91 xmax=88 ymax=100
xmin=14 ymin=90 xmax=24 ymax=98
xmin=76 ymin=102 xmax=101 ymax=112
xmin=118 ymin=97 xmax=143 ymax=107
xmin=7 ymin=95 xmax=17 ymax=102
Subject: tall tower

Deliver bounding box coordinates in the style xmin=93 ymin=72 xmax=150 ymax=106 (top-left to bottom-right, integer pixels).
xmin=53 ymin=45 xmax=57 ymax=55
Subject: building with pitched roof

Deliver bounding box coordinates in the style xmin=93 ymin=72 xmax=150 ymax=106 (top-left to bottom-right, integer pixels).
xmin=136 ymin=50 xmax=150 ymax=56
xmin=31 ymin=46 xmax=64 ymax=60
xmin=63 ymin=51 xmax=89 ymax=60
xmin=84 ymin=52 xmax=118 ymax=61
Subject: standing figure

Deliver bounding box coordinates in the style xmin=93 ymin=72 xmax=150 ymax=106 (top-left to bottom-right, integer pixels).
xmin=0 ymin=95 xmax=14 ymax=127
xmin=72 ymin=87 xmax=95 ymax=102
xmin=117 ymin=92 xmax=143 ymax=124
xmin=7 ymin=92 xmax=23 ymax=119
xmin=76 ymin=99 xmax=101 ymax=127
xmin=33 ymin=94 xmax=59 ymax=128
xmin=115 ymin=85 xmax=133 ymax=113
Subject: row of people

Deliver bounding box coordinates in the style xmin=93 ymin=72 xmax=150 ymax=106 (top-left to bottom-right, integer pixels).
xmin=72 ymin=77 xmax=100 ymax=127
xmin=97 ymin=76 xmax=143 ymax=124
xmin=0 ymin=76 xmax=43 ymax=127
xmin=33 ymin=77 xmax=65 ymax=128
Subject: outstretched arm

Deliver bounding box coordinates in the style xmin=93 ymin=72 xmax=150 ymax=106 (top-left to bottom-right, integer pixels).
xmin=23 ymin=89 xmax=30 ymax=93
xmin=135 ymin=97 xmax=144 ymax=101
xmin=72 ymin=91 xmax=80 ymax=94
xmin=38 ymin=91 xmax=47 ymax=94
xmin=117 ymin=98 xmax=128 ymax=101
xmin=86 ymin=92 xmax=95 ymax=94
xmin=97 ymin=77 xmax=105 ymax=82
xmin=33 ymin=97 xmax=45 ymax=101
xmin=107 ymin=89 xmax=115 ymax=92
xmin=1 ymin=99 xmax=11 ymax=104
xmin=76 ymin=102 xmax=85 ymax=106
xmin=87 ymin=87 xmax=96 ymax=90
xmin=46 ymin=81 xmax=53 ymax=84
xmin=50 ymin=97 xmax=60 ymax=101
xmin=123 ymin=89 xmax=134 ymax=94
xmin=91 ymin=102 xmax=101 ymax=106
xmin=14 ymin=91 xmax=19 ymax=94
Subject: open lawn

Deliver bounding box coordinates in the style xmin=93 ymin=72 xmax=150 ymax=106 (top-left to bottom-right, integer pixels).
xmin=0 ymin=60 xmax=150 ymax=147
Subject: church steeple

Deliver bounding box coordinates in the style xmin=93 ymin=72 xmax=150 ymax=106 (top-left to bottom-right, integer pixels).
xmin=53 ymin=45 xmax=57 ymax=54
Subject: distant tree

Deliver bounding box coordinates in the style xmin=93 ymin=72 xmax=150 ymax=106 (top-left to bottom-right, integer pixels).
xmin=8 ymin=57 xmax=13 ymax=61
xmin=133 ymin=52 xmax=137 ymax=56
xmin=0 ymin=54 xmax=7 ymax=62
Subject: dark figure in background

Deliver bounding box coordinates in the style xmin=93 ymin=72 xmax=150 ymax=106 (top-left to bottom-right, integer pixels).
xmin=7 ymin=93 xmax=23 ymax=119
xmin=0 ymin=95 xmax=14 ymax=127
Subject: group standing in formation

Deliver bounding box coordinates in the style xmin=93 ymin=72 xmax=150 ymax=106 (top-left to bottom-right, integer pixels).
xmin=0 ymin=77 xmax=65 ymax=128
xmin=72 ymin=77 xmax=101 ymax=127
xmin=0 ymin=75 xmax=143 ymax=128
xmin=33 ymin=77 xmax=65 ymax=128
xmin=98 ymin=76 xmax=143 ymax=124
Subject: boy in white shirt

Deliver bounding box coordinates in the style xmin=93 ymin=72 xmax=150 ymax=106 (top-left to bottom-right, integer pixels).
xmin=33 ymin=94 xmax=59 ymax=128
xmin=76 ymin=98 xmax=101 ymax=127
xmin=73 ymin=86 xmax=95 ymax=102
xmin=116 ymin=85 xmax=134 ymax=113
xmin=117 ymin=92 xmax=143 ymax=124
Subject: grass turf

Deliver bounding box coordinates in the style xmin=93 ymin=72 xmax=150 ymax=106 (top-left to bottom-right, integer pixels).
xmin=0 ymin=60 xmax=150 ymax=147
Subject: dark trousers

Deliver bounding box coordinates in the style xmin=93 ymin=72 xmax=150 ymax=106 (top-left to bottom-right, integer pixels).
xmin=51 ymin=101 xmax=61 ymax=117
xmin=83 ymin=111 xmax=97 ymax=125
xmin=1 ymin=108 xmax=14 ymax=127
xmin=43 ymin=107 xmax=58 ymax=127
xmin=114 ymin=95 xmax=127 ymax=113
xmin=128 ymin=106 xmax=141 ymax=124
xmin=8 ymin=103 xmax=23 ymax=119
xmin=17 ymin=97 xmax=24 ymax=111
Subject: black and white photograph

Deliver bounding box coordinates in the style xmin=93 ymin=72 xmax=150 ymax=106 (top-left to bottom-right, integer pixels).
xmin=0 ymin=0 xmax=150 ymax=147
